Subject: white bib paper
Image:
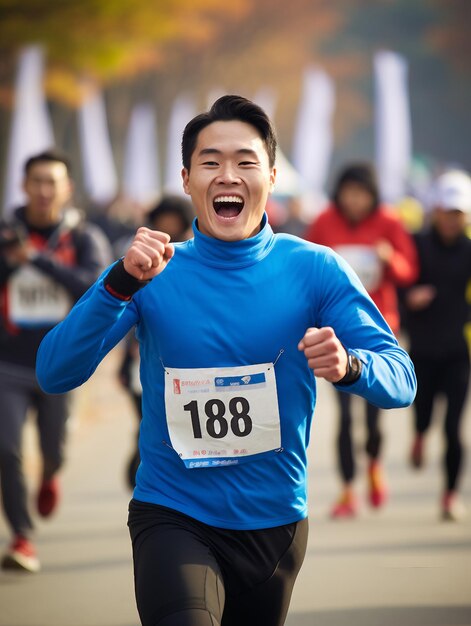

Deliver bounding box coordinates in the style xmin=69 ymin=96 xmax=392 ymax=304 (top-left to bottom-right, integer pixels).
xmin=335 ymin=244 xmax=382 ymax=293
xmin=8 ymin=265 xmax=72 ymax=326
xmin=164 ymin=362 xmax=281 ymax=469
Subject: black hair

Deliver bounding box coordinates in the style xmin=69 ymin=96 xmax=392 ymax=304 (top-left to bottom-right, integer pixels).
xmin=181 ymin=95 xmax=277 ymax=170
xmin=24 ymin=149 xmax=72 ymax=177
xmin=146 ymin=194 xmax=194 ymax=231
xmin=332 ymin=162 xmax=380 ymax=210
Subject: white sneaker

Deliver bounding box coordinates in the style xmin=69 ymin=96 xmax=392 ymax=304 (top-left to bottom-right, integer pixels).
xmin=1 ymin=535 xmax=40 ymax=573
xmin=442 ymin=492 xmax=467 ymax=522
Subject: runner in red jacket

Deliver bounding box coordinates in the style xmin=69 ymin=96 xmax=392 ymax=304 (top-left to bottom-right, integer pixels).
xmin=304 ymin=163 xmax=418 ymax=518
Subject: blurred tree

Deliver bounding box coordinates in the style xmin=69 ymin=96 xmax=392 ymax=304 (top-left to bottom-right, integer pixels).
xmin=0 ymin=0 xmax=249 ymax=105
xmin=0 ymin=0 xmax=359 ymax=175
xmin=427 ymin=0 xmax=470 ymax=72
xmin=156 ymin=0 xmax=365 ymax=154
xmin=0 ymin=0 xmax=469 ymax=207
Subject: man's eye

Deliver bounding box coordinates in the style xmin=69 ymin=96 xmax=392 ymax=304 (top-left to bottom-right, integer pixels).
xmin=202 ymin=161 xmax=219 ymax=166
xmin=239 ymin=161 xmax=257 ymax=166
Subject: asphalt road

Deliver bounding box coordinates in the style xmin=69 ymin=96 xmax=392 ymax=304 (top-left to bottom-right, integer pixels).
xmin=1 ymin=349 xmax=470 ymax=626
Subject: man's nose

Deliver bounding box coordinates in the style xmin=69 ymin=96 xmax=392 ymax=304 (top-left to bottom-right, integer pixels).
xmin=38 ymin=181 xmax=54 ymax=196
xmin=216 ymin=165 xmax=241 ymax=184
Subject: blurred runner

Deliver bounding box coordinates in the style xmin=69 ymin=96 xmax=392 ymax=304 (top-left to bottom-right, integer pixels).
xmin=403 ymin=170 xmax=471 ymax=521
xmin=0 ymin=150 xmax=111 ymax=572
xmin=304 ymin=163 xmax=418 ymax=518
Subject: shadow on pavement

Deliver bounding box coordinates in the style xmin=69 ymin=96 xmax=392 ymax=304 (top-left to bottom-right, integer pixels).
xmin=0 ymin=555 xmax=130 ymax=579
xmin=286 ymin=605 xmax=471 ymax=626
xmin=308 ymin=538 xmax=471 ymax=557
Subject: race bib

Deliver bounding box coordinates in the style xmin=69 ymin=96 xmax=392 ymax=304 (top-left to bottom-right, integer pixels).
xmin=335 ymin=244 xmax=382 ymax=293
xmin=8 ymin=265 xmax=72 ymax=327
xmin=164 ymin=362 xmax=281 ymax=469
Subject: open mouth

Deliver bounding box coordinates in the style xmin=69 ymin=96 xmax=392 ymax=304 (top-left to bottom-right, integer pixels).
xmin=213 ymin=195 xmax=244 ymax=219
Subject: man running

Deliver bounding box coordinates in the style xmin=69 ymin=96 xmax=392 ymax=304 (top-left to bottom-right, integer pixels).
xmin=0 ymin=150 xmax=111 ymax=573
xmin=304 ymin=162 xmax=418 ymax=518
xmin=404 ymin=169 xmax=471 ymax=521
xmin=36 ymin=96 xmax=416 ymax=625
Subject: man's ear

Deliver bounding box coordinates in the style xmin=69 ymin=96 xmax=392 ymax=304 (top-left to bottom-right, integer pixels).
xmin=181 ymin=168 xmax=190 ymax=196
xmin=269 ymin=167 xmax=277 ymax=194
xmin=66 ymin=178 xmax=75 ymax=201
xmin=21 ymin=176 xmax=29 ymax=195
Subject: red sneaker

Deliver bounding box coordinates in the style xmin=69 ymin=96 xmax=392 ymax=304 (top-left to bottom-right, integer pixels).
xmin=410 ymin=435 xmax=424 ymax=469
xmin=368 ymin=461 xmax=387 ymax=508
xmin=330 ymin=491 xmax=358 ymax=519
xmin=1 ymin=535 xmax=40 ymax=573
xmin=37 ymin=477 xmax=60 ymax=518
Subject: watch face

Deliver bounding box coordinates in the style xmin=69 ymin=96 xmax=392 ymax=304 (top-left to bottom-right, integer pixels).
xmin=351 ymin=355 xmax=361 ymax=377
xmin=337 ymin=353 xmax=361 ymax=385
xmin=342 ymin=353 xmax=361 ymax=384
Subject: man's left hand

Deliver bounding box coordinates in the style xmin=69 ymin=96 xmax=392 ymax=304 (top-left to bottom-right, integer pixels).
xmin=298 ymin=326 xmax=348 ymax=382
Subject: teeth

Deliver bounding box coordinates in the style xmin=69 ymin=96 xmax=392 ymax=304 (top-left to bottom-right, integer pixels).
xmin=214 ymin=196 xmax=244 ymax=203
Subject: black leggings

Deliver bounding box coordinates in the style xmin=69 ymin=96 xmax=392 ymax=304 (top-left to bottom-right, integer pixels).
xmin=335 ymin=390 xmax=381 ymax=483
xmin=128 ymin=500 xmax=308 ymax=626
xmin=412 ymin=353 xmax=470 ymax=491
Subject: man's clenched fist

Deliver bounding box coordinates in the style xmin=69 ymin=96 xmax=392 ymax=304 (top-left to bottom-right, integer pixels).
xmin=298 ymin=326 xmax=348 ymax=383
xmin=123 ymin=227 xmax=174 ymax=281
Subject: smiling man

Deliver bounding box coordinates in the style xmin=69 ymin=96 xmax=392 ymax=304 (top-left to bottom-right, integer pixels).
xmin=36 ymin=96 xmax=416 ymax=626
xmin=181 ymin=118 xmax=275 ymax=242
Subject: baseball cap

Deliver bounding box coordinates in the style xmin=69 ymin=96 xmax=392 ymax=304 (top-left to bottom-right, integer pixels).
xmin=433 ymin=170 xmax=471 ymax=213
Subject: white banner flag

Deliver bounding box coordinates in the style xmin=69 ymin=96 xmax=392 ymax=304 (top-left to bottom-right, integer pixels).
xmin=253 ymin=86 xmax=277 ymax=120
xmin=374 ymin=50 xmax=412 ymax=203
xmin=3 ymin=46 xmax=54 ymax=215
xmin=123 ymin=103 xmax=161 ymax=204
xmin=78 ymin=88 xmax=118 ymax=205
xmin=291 ymin=67 xmax=335 ymax=195
xmin=165 ymin=94 xmax=196 ymax=195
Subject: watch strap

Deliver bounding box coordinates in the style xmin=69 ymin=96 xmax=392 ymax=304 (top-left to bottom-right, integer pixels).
xmin=337 ymin=351 xmax=362 ymax=385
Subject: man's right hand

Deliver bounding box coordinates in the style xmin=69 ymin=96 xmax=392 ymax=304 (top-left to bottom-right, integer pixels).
xmin=2 ymin=241 xmax=33 ymax=266
xmin=123 ymin=227 xmax=174 ymax=281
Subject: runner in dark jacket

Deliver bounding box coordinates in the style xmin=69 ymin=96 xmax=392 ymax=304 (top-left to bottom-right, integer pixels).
xmin=403 ymin=169 xmax=471 ymax=521
xmin=0 ymin=150 xmax=112 ymax=572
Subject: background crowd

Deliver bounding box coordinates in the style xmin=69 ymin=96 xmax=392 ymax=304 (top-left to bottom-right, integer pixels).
xmin=1 ymin=146 xmax=470 ymax=574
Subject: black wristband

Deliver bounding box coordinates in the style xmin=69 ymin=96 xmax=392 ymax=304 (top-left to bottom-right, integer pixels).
xmin=104 ymin=259 xmax=151 ymax=301
xmin=336 ymin=352 xmax=362 ymax=385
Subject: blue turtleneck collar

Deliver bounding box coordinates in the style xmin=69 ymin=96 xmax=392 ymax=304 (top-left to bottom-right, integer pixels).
xmin=190 ymin=213 xmax=275 ymax=269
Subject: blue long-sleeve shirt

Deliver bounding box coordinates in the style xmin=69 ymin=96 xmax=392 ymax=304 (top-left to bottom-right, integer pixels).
xmin=36 ymin=215 xmax=416 ymax=530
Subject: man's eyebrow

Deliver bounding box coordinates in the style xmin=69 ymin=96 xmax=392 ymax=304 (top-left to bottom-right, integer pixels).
xmin=197 ymin=148 xmax=259 ymax=159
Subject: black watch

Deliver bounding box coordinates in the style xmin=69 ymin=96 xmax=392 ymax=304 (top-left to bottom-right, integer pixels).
xmin=337 ymin=352 xmax=362 ymax=385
